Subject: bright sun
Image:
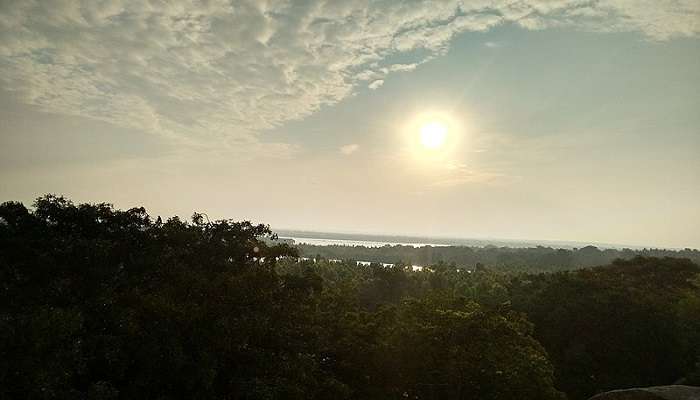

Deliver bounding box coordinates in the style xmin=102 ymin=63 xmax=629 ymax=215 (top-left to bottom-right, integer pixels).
xmin=420 ymin=121 xmax=448 ymax=149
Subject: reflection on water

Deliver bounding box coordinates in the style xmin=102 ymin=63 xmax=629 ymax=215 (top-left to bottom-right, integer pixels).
xmin=281 ymin=236 xmax=448 ymax=248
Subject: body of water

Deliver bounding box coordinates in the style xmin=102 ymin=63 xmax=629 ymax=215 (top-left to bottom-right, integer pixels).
xmin=275 ymin=229 xmax=651 ymax=250
xmin=280 ymin=236 xmax=448 ymax=248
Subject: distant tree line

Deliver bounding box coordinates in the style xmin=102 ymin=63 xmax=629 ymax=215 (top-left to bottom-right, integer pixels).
xmin=1 ymin=196 xmax=698 ymax=400
xmin=294 ymin=242 xmax=700 ymax=272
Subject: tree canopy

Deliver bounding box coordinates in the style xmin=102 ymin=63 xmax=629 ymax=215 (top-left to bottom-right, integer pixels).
xmin=1 ymin=195 xmax=698 ymax=400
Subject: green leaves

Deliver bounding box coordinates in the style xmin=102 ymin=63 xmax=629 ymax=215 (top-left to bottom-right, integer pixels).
xmin=2 ymin=195 xmax=698 ymax=400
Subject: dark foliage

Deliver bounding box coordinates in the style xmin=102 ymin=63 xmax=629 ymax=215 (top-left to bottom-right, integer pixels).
xmin=1 ymin=195 xmax=698 ymax=400
xmin=295 ymin=243 xmax=700 ymax=272
xmin=509 ymin=257 xmax=700 ymax=399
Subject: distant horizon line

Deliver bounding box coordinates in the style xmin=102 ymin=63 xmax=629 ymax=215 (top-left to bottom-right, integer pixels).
xmin=272 ymin=228 xmax=699 ymax=252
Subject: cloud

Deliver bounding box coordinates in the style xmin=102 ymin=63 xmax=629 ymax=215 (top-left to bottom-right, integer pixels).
xmin=340 ymin=144 xmax=359 ymax=155
xmin=368 ymin=80 xmax=384 ymax=90
xmin=389 ymin=63 xmax=419 ymax=72
xmin=0 ymin=0 xmax=697 ymax=154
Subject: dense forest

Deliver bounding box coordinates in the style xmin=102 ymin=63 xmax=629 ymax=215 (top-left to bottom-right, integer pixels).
xmin=2 ymin=196 xmax=699 ymax=400
xmin=294 ymin=242 xmax=700 ymax=272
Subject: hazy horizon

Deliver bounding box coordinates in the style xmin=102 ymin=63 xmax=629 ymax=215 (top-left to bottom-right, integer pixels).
xmin=273 ymin=228 xmax=695 ymax=251
xmin=1 ymin=1 xmax=699 ymax=249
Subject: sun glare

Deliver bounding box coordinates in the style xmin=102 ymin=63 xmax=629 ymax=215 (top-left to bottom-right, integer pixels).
xmin=420 ymin=121 xmax=447 ymax=149
xmin=401 ymin=111 xmax=462 ymax=162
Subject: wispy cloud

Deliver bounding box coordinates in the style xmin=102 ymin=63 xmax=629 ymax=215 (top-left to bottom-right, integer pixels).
xmin=368 ymin=80 xmax=384 ymax=90
xmin=0 ymin=0 xmax=697 ymax=155
xmin=389 ymin=63 xmax=419 ymax=72
xmin=340 ymin=144 xmax=360 ymax=155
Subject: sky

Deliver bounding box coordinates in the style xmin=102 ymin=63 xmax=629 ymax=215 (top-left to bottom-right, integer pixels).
xmin=1 ymin=0 xmax=699 ymax=249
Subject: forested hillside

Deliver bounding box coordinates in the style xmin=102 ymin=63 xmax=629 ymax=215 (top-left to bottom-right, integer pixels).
xmin=295 ymin=243 xmax=700 ymax=272
xmin=1 ymin=196 xmax=698 ymax=400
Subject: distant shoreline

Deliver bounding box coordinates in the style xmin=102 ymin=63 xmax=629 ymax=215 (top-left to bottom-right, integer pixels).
xmin=275 ymin=229 xmax=686 ymax=251
xmin=279 ymin=236 xmax=450 ymax=249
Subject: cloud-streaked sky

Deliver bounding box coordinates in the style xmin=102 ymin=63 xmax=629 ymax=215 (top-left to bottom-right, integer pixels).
xmin=1 ymin=0 xmax=699 ymax=248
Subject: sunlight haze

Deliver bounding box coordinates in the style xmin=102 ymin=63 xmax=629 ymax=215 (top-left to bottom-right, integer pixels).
xmin=1 ymin=1 xmax=699 ymax=248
